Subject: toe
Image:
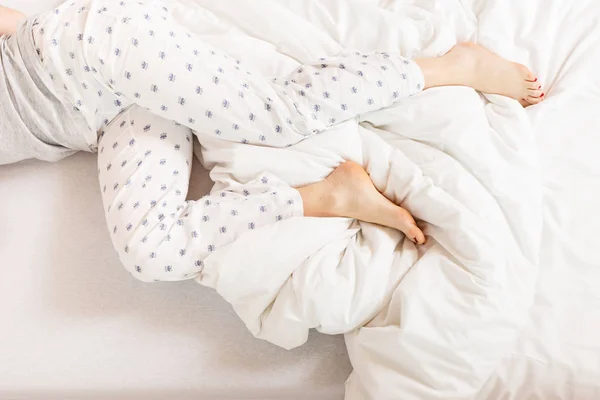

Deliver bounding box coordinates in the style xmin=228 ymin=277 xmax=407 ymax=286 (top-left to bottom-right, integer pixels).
xmin=527 ymin=96 xmax=544 ymax=105
xmin=411 ymin=226 xmax=427 ymax=245
xmin=396 ymin=208 xmax=426 ymax=244
xmin=528 ymin=89 xmax=544 ymax=98
xmin=406 ymin=223 xmax=426 ymax=244
xmin=524 ymin=70 xmax=537 ymax=82
xmin=520 ymin=95 xmax=544 ymax=107
xmin=520 ymin=88 xmax=545 ymax=107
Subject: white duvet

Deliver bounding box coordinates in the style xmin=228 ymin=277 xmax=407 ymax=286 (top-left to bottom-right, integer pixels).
xmin=166 ymin=0 xmax=599 ymax=399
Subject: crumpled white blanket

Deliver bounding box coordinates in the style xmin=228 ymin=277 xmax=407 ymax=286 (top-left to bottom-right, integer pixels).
xmin=169 ymin=0 xmax=551 ymax=398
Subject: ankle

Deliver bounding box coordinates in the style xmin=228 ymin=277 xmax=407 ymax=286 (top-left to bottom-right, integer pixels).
xmin=297 ymin=181 xmax=339 ymax=218
xmin=416 ymin=48 xmax=475 ymax=90
xmin=415 ymin=57 xmax=437 ymax=89
xmin=415 ymin=57 xmax=457 ymax=89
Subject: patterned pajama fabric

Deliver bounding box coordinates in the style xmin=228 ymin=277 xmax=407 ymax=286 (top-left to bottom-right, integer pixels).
xmin=32 ymin=0 xmax=424 ymax=281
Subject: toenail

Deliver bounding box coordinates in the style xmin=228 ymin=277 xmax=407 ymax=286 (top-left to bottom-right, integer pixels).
xmin=541 ymin=93 xmax=545 ymax=97
xmin=534 ymin=78 xmax=538 ymax=82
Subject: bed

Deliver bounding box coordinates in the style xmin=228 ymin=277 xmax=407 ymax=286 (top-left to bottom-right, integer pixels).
xmin=1 ymin=0 xmax=599 ymax=399
xmin=0 ymin=4 xmax=351 ymax=399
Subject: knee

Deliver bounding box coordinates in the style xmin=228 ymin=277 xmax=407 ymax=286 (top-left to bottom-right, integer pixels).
xmin=106 ymin=231 xmax=159 ymax=282
xmin=116 ymin=238 xmax=198 ymax=283
xmin=113 ymin=241 xmax=157 ymax=283
xmin=119 ymin=244 xmax=166 ymax=283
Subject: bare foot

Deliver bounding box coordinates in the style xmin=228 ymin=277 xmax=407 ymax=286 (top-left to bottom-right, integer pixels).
xmin=417 ymin=42 xmax=544 ymax=107
xmin=297 ymin=161 xmax=426 ymax=244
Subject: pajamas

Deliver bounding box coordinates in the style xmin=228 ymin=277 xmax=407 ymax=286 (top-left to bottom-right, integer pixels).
xmin=98 ymin=106 xmax=302 ymax=281
xmin=33 ymin=0 xmax=425 ymax=281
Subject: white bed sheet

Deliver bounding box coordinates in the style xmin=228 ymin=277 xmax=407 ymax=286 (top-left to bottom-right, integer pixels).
xmin=472 ymin=1 xmax=600 ymax=397
xmin=1 ymin=0 xmax=599 ymax=399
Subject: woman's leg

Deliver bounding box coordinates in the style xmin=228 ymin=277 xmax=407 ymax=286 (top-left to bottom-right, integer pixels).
xmin=68 ymin=0 xmax=541 ymax=142
xmin=99 ymin=106 xmax=425 ymax=282
xmin=46 ymin=0 xmax=542 ymax=155
xmin=63 ymin=0 xmax=424 ymax=148
xmin=35 ymin=0 xmax=426 ymax=244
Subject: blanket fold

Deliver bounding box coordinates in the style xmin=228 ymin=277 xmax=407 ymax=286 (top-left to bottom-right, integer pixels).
xmin=173 ymin=0 xmax=543 ymax=398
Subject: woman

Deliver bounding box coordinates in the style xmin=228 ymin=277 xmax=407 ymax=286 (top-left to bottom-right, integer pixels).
xmin=0 ymin=1 xmax=544 ymax=282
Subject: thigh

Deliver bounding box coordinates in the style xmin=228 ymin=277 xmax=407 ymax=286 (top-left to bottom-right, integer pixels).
xmin=98 ymin=105 xmax=194 ymax=279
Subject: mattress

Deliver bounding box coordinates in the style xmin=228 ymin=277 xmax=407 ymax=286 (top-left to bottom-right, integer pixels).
xmin=0 ymin=152 xmax=351 ymax=400
xmin=1 ymin=0 xmax=599 ymax=399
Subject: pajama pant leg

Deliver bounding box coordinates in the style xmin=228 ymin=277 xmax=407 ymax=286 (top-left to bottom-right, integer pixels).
xmin=98 ymin=106 xmax=302 ymax=282
xmin=62 ymin=0 xmax=425 ymax=148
